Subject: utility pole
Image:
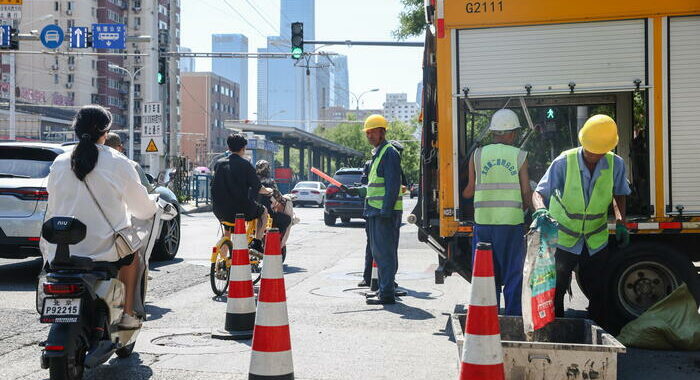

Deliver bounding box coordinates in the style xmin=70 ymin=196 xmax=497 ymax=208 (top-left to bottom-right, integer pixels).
xmin=305 ymin=67 xmax=312 ymax=132
xmin=9 ymin=53 xmax=15 ymax=140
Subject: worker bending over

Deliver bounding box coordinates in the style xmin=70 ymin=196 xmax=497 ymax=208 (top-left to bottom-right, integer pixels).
xmin=532 ymin=114 xmax=630 ymax=322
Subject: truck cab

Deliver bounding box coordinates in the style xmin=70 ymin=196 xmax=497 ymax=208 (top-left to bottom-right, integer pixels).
xmin=416 ymin=0 xmax=700 ymax=332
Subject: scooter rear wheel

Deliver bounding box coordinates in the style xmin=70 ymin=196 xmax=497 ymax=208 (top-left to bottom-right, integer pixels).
xmin=48 ymin=331 xmax=86 ymax=380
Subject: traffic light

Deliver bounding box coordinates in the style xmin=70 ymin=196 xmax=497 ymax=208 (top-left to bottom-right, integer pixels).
xmin=157 ymin=57 xmax=167 ymax=84
xmin=291 ymin=22 xmax=303 ymax=59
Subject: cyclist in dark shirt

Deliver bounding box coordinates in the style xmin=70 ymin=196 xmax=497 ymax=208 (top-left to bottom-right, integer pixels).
xmin=211 ymin=133 xmax=272 ymax=252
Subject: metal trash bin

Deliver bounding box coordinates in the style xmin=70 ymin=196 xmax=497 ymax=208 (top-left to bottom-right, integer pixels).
xmin=452 ymin=304 xmax=626 ymax=379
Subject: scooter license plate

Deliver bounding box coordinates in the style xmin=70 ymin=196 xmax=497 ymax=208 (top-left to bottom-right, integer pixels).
xmin=41 ymin=298 xmax=81 ymax=323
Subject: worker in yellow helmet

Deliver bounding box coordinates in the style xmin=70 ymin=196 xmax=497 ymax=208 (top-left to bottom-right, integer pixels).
xmin=532 ymin=114 xmax=631 ymax=323
xmin=346 ymin=114 xmax=404 ymax=305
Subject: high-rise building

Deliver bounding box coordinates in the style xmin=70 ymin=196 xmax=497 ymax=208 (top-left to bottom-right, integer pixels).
xmin=331 ymin=55 xmax=349 ymax=109
xmin=258 ymin=0 xmax=317 ymax=131
xmin=212 ymin=34 xmax=248 ymax=118
xmin=180 ymin=47 xmax=195 ymax=73
xmin=181 ymin=72 xmax=240 ymax=166
xmin=383 ymin=93 xmax=420 ymax=123
xmin=11 ymin=0 xmax=181 ymax=171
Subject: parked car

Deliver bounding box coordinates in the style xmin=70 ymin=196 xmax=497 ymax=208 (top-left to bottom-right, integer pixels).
xmin=0 ymin=142 xmax=180 ymax=261
xmin=324 ymin=168 xmax=365 ymax=226
xmin=409 ymin=183 xmax=419 ymax=198
xmin=291 ymin=181 xmax=325 ymax=207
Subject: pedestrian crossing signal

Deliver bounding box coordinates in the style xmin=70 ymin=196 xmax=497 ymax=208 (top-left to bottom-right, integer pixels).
xmin=546 ymin=108 xmax=555 ymax=119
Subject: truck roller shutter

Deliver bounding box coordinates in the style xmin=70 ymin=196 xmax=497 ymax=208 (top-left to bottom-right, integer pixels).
xmin=457 ymin=20 xmax=647 ymax=97
xmin=669 ymin=16 xmax=700 ymax=214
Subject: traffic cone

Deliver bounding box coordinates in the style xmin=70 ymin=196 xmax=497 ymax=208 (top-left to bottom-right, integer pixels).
xmin=370 ymin=260 xmax=379 ymax=291
xmin=212 ymin=214 xmax=255 ymax=340
xmin=249 ymin=228 xmax=294 ymax=380
xmin=458 ymin=242 xmax=505 ymax=380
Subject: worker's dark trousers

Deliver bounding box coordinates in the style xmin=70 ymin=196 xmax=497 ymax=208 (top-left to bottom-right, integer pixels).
xmin=554 ymin=246 xmax=610 ymax=322
xmin=362 ymin=220 xmax=373 ymax=284
xmin=367 ymin=212 xmax=402 ymax=299
xmin=471 ymin=224 xmax=526 ymax=316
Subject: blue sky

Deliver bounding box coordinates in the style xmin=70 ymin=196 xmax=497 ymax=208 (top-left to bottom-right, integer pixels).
xmin=180 ymin=0 xmax=424 ymax=119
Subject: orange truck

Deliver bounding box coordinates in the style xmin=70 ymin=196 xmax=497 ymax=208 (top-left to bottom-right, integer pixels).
xmin=415 ymin=0 xmax=700 ymax=330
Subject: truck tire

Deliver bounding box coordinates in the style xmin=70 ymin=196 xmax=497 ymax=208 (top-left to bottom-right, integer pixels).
xmin=605 ymin=243 xmax=700 ymax=333
xmin=324 ymin=212 xmax=336 ymax=226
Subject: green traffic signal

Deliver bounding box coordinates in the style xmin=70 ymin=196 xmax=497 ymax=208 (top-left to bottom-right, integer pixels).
xmin=291 ymin=47 xmax=303 ymax=59
xmin=291 ymin=22 xmax=303 ymax=60
xmin=546 ymin=108 xmax=555 ymax=119
xmin=157 ymin=72 xmax=164 ymax=84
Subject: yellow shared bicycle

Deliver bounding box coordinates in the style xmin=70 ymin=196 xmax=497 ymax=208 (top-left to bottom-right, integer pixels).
xmin=209 ymin=217 xmax=287 ymax=296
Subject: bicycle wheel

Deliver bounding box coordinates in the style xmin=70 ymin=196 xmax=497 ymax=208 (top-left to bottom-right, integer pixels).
xmin=250 ymin=249 xmax=263 ymax=285
xmin=210 ymin=240 xmax=232 ymax=296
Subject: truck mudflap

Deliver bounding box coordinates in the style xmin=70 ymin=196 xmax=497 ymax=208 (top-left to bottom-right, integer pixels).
xmin=452 ymin=305 xmax=626 ymax=380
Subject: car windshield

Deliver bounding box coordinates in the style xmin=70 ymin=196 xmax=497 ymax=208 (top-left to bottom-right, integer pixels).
xmin=295 ymin=182 xmax=319 ymax=189
xmin=333 ymin=173 xmax=362 ymax=186
xmin=0 ymin=148 xmax=57 ymax=178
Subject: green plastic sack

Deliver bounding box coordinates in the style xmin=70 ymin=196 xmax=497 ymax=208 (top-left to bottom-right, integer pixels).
xmin=616 ymin=283 xmax=700 ymax=350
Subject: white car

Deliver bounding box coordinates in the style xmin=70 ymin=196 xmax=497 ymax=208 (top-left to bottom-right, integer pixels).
xmin=291 ymin=181 xmax=325 ymax=207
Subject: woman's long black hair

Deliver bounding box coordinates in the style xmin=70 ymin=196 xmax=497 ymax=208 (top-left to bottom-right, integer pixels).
xmin=70 ymin=105 xmax=112 ymax=181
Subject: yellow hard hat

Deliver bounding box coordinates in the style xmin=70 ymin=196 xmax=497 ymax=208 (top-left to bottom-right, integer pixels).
xmin=579 ymin=114 xmax=619 ymax=154
xmin=363 ymin=114 xmax=388 ymax=132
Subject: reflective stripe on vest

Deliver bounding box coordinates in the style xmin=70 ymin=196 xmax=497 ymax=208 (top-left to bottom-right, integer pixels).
xmin=473 ymin=144 xmax=524 ymax=225
xmin=366 ymin=143 xmax=403 ymax=211
xmin=549 ymin=148 xmax=614 ymax=251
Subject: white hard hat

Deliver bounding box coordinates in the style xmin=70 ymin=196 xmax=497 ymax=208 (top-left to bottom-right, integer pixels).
xmin=489 ymin=109 xmax=521 ymax=131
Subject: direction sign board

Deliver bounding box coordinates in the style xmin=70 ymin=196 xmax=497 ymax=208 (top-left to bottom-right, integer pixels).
xmin=92 ymin=23 xmax=125 ymax=49
xmin=0 ymin=25 xmax=10 ymax=48
xmin=69 ymin=27 xmax=88 ymax=49
xmin=40 ymin=24 xmax=64 ymax=49
xmin=141 ymin=102 xmax=163 ymax=155
xmin=0 ymin=4 xmax=21 ymax=20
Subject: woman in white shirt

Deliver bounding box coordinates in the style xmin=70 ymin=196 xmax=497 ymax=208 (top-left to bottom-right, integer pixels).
xmin=42 ymin=105 xmax=158 ymax=328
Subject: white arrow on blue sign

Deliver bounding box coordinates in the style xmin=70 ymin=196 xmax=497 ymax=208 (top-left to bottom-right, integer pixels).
xmin=69 ymin=27 xmax=88 ymax=49
xmin=40 ymin=24 xmax=64 ymax=49
xmin=0 ymin=25 xmax=11 ymax=48
xmin=92 ymin=23 xmax=125 ymax=50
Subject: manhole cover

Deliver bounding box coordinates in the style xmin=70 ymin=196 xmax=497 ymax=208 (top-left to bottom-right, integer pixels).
xmin=152 ymin=333 xmax=232 ymax=348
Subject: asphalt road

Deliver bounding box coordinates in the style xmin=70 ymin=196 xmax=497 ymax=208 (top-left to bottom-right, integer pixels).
xmin=0 ymin=199 xmax=698 ymax=379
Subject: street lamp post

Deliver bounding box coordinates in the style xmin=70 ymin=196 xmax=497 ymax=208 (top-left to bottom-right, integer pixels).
xmin=109 ymin=63 xmax=144 ymax=160
xmin=350 ymin=88 xmax=379 ymax=112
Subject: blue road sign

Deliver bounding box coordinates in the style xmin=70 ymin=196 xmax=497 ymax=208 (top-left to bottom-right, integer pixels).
xmin=69 ymin=27 xmax=88 ymax=49
xmin=0 ymin=25 xmax=11 ymax=48
xmin=40 ymin=24 xmax=64 ymax=49
xmin=92 ymin=23 xmax=125 ymax=49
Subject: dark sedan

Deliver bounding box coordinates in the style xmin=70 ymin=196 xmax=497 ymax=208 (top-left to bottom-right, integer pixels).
xmin=324 ymin=168 xmax=365 ymax=226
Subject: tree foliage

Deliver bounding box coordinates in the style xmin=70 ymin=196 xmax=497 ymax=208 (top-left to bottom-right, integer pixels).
xmin=393 ymin=0 xmax=427 ymax=40
xmin=316 ymin=121 xmax=421 ymax=184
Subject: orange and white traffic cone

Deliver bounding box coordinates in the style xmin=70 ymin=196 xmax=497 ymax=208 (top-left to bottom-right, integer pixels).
xmin=249 ymin=228 xmax=294 ymax=380
xmin=370 ymin=260 xmax=379 ymax=291
xmin=212 ymin=214 xmax=255 ymax=340
xmin=459 ymin=242 xmax=505 ymax=380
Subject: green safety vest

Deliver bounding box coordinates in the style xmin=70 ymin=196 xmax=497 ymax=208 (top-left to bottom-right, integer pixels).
xmin=549 ymin=148 xmax=614 ymax=251
xmin=474 ymin=144 xmax=525 ymax=225
xmin=366 ymin=143 xmax=403 ymax=211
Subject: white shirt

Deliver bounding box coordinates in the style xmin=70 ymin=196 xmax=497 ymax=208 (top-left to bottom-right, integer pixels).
xmin=41 ymin=145 xmax=158 ymax=263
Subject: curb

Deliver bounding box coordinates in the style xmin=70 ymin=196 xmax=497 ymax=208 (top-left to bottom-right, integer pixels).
xmin=182 ymin=204 xmax=212 ymax=214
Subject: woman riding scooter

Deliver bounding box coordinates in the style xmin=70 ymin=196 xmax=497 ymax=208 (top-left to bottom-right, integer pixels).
xmin=41 ymin=105 xmax=158 ymax=329
xmin=255 ymin=160 xmax=293 ymax=248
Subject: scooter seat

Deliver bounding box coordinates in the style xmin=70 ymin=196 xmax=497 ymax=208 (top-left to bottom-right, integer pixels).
xmin=49 ymin=257 xmax=119 ymax=278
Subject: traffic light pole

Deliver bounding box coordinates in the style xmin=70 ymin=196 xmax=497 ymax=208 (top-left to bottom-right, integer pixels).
xmin=9 ymin=53 xmax=15 ymax=140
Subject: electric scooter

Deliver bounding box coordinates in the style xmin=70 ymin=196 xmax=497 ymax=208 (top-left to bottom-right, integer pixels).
xmin=37 ymin=197 xmax=176 ymax=379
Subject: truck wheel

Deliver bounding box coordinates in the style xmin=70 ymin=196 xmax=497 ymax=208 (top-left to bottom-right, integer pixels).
xmin=324 ymin=212 xmax=336 ymax=226
xmin=606 ymin=243 xmax=700 ymax=331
